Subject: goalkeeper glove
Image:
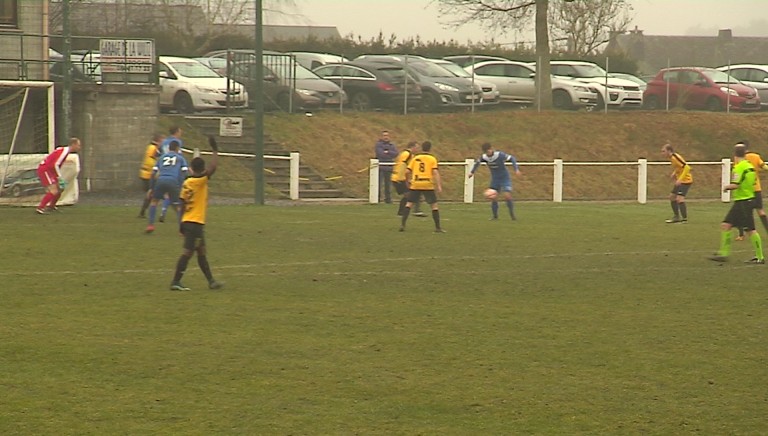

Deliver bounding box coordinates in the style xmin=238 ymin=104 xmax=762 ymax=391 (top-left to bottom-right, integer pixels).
xmin=58 ymin=179 xmax=67 ymax=190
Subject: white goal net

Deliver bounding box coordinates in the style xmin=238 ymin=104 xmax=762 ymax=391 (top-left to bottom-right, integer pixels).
xmin=0 ymin=81 xmax=75 ymax=205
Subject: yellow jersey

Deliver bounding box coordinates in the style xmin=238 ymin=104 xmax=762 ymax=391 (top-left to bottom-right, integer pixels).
xmin=391 ymin=149 xmax=414 ymax=182
xmin=139 ymin=142 xmax=160 ymax=180
xmin=180 ymin=174 xmax=210 ymax=224
xmin=669 ymin=152 xmax=692 ymax=184
xmin=407 ymin=153 xmax=439 ymax=190
xmin=745 ymin=151 xmax=766 ymax=192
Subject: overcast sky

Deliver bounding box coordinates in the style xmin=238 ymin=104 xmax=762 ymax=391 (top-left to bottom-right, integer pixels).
xmin=269 ymin=0 xmax=768 ymax=43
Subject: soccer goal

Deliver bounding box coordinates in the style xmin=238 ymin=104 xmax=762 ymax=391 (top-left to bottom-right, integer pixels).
xmin=0 ymin=80 xmax=65 ymax=205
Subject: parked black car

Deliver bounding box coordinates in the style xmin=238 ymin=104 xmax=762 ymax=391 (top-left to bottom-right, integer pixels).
xmin=1 ymin=168 xmax=45 ymax=198
xmin=312 ymin=60 xmax=422 ymax=111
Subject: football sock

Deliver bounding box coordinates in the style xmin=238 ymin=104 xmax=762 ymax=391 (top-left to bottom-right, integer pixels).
xmin=172 ymin=254 xmax=191 ymax=283
xmin=718 ymin=230 xmax=732 ymax=256
xmin=432 ymin=209 xmax=441 ymax=229
xmin=197 ymin=255 xmax=214 ymax=282
xmin=670 ymin=200 xmax=680 ymax=218
xmin=161 ymin=197 xmax=170 ymax=216
xmin=398 ymin=197 xmax=407 ymax=216
xmin=491 ymin=201 xmax=499 ymax=218
xmin=751 ymin=232 xmax=764 ymax=260
xmin=51 ymin=192 xmax=61 ymax=208
xmin=148 ymin=205 xmax=157 ymax=225
xmin=140 ymin=197 xmax=151 ymax=215
xmin=678 ymin=202 xmax=687 ymax=219
xmin=401 ymin=206 xmax=411 ymax=228
xmin=38 ymin=192 xmax=54 ymax=210
xmin=506 ymin=199 xmax=515 ymax=219
xmin=760 ymin=214 xmax=768 ymax=233
xmin=739 ymin=227 xmax=746 ymax=237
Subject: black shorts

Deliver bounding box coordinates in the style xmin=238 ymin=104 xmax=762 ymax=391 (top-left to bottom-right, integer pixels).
xmin=671 ymin=183 xmax=692 ymax=197
xmin=724 ymin=199 xmax=755 ymax=231
xmin=753 ymin=191 xmax=764 ymax=210
xmin=140 ymin=178 xmax=150 ymax=192
xmin=406 ymin=189 xmax=437 ymax=205
xmin=180 ymin=222 xmax=206 ymax=251
xmin=392 ymin=181 xmax=408 ymax=196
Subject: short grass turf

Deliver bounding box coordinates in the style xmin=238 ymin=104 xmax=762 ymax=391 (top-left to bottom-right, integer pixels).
xmin=1 ymin=201 xmax=767 ymax=434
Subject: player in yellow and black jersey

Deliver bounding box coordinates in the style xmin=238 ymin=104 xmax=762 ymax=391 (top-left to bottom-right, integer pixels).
xmin=661 ymin=143 xmax=692 ymax=223
xmin=739 ymin=140 xmax=768 ymax=237
xmin=169 ymin=136 xmax=223 ymax=291
xmin=390 ymin=141 xmax=424 ymax=217
xmin=138 ymin=133 xmax=162 ymax=218
xmin=399 ymin=141 xmax=445 ymax=233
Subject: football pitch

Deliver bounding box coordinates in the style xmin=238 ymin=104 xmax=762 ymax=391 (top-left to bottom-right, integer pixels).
xmin=1 ymin=201 xmax=766 ymax=434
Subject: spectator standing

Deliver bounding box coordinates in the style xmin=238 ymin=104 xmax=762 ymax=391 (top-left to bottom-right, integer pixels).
xmin=468 ymin=142 xmax=522 ymax=220
xmin=35 ymin=137 xmax=81 ymax=214
xmin=138 ymin=133 xmax=163 ymax=218
xmin=375 ymin=129 xmax=397 ymax=203
xmin=661 ymin=143 xmax=693 ymax=223
xmin=710 ymin=143 xmax=764 ymax=264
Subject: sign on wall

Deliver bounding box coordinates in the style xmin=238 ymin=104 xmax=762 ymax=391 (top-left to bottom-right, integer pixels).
xmin=99 ymin=39 xmax=155 ymax=81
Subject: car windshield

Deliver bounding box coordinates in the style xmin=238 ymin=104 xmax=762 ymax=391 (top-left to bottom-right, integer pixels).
xmin=438 ymin=62 xmax=471 ymax=78
xmin=199 ymin=58 xmax=227 ymax=69
xmin=264 ymin=55 xmax=322 ymax=79
xmin=571 ymin=64 xmax=608 ymax=78
xmin=702 ymin=69 xmax=740 ymax=84
xmin=410 ymin=61 xmax=454 ymax=78
xmin=377 ymin=67 xmax=409 ymax=83
xmin=170 ymin=61 xmax=220 ymax=78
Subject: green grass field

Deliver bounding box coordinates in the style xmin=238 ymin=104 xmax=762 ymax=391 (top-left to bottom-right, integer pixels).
xmin=1 ymin=201 xmax=767 ymax=434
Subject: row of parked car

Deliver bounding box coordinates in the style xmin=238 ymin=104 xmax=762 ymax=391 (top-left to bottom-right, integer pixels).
xmin=51 ymin=48 xmax=768 ymax=114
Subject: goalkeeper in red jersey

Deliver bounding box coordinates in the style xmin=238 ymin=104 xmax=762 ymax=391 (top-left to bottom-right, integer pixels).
xmin=36 ymin=137 xmax=81 ymax=214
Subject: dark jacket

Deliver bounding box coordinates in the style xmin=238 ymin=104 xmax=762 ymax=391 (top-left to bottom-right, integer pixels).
xmin=375 ymin=140 xmax=398 ymax=172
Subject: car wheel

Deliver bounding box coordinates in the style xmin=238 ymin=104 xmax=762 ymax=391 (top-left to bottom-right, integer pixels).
xmin=421 ymin=91 xmax=440 ymax=112
xmin=350 ymin=92 xmax=372 ymax=111
xmin=552 ymin=89 xmax=573 ymax=110
xmin=706 ymin=97 xmax=722 ymax=112
xmin=277 ymin=93 xmax=292 ymax=112
xmin=594 ymin=94 xmax=606 ymax=112
xmin=173 ymin=92 xmax=195 ymax=114
xmin=11 ymin=185 xmax=22 ymax=197
xmin=645 ymin=95 xmax=660 ymax=110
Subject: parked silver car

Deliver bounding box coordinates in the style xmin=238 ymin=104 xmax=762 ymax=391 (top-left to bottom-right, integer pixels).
xmin=428 ymin=58 xmax=500 ymax=105
xmin=716 ymin=64 xmax=768 ymax=110
xmin=464 ymin=60 xmax=598 ymax=109
xmin=355 ymin=54 xmax=484 ymax=112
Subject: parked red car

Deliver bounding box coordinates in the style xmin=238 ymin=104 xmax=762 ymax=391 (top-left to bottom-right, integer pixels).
xmin=643 ymin=67 xmax=760 ymax=112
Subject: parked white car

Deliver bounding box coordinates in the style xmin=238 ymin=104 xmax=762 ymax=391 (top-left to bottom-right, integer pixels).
xmin=464 ymin=60 xmax=597 ymax=109
xmin=715 ymin=64 xmax=768 ymax=110
xmin=550 ymin=61 xmax=643 ymax=109
xmin=158 ymin=56 xmax=248 ymax=113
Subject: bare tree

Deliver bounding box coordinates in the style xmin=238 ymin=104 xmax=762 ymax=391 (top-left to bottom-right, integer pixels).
xmin=435 ymin=0 xmax=553 ymax=109
xmin=549 ymin=0 xmax=632 ymax=55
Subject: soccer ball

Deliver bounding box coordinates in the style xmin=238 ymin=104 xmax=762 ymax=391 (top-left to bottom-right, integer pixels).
xmin=484 ymin=188 xmax=498 ymax=200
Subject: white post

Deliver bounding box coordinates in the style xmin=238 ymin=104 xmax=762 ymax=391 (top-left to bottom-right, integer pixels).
xmin=464 ymin=158 xmax=475 ymax=203
xmin=553 ymin=159 xmax=563 ymax=203
xmin=369 ymin=158 xmax=379 ymax=204
xmin=721 ymin=158 xmax=731 ymax=202
xmin=289 ymin=152 xmax=300 ymax=200
xmin=637 ymin=158 xmax=647 ymax=204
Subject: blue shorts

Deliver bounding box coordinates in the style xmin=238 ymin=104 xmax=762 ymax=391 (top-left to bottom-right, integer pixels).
xmin=490 ymin=181 xmax=512 ymax=193
xmin=152 ymin=179 xmax=181 ymax=202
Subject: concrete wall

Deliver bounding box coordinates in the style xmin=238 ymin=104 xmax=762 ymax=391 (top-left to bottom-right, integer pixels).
xmin=69 ymin=83 xmax=160 ymax=192
xmin=0 ymin=1 xmax=48 ymax=81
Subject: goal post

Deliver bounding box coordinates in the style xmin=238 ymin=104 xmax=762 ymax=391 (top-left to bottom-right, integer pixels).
xmin=0 ymin=80 xmax=78 ymax=206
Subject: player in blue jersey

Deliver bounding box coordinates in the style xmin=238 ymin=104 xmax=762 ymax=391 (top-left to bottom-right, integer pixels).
xmin=146 ymin=140 xmax=188 ymax=233
xmin=157 ymin=126 xmax=184 ymax=221
xmin=468 ymin=142 xmax=522 ymax=220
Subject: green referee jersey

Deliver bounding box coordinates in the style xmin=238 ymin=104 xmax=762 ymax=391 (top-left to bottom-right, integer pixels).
xmin=732 ymin=159 xmax=756 ymax=201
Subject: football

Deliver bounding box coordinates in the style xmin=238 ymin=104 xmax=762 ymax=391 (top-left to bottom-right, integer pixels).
xmin=484 ymin=188 xmax=498 ymax=200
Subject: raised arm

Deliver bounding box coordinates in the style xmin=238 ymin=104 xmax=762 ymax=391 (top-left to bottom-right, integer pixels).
xmin=207 ymin=135 xmax=219 ymax=177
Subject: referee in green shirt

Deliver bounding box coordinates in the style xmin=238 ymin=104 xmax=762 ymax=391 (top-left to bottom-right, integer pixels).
xmin=710 ymin=143 xmax=765 ymax=264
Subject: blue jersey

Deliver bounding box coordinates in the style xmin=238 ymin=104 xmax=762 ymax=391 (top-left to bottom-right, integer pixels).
xmin=153 ymin=151 xmax=188 ymax=185
xmin=159 ymin=136 xmax=183 ymax=155
xmin=471 ymin=151 xmax=519 ymax=184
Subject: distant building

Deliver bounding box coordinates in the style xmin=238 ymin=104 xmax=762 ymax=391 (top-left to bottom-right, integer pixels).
xmin=606 ymin=27 xmax=768 ymax=75
xmin=216 ymin=24 xmax=342 ymax=42
xmin=0 ymin=1 xmax=49 ymax=81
